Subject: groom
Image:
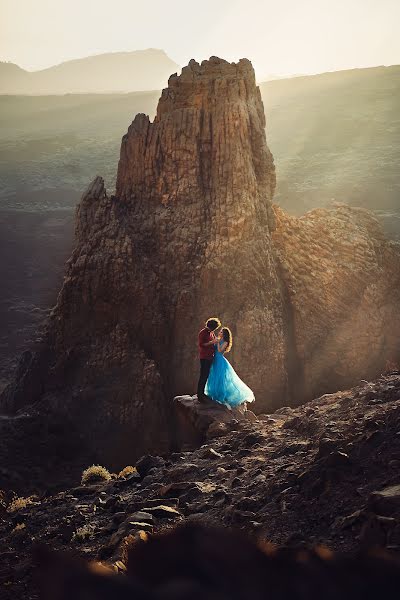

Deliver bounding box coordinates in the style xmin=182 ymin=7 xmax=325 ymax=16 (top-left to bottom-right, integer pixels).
xmin=197 ymin=317 xmax=221 ymax=402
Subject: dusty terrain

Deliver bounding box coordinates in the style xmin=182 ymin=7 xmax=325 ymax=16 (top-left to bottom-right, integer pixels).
xmin=1 ymin=371 xmax=400 ymax=598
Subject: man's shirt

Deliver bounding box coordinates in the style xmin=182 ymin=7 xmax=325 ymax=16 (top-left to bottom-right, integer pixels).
xmin=198 ymin=328 xmax=216 ymax=360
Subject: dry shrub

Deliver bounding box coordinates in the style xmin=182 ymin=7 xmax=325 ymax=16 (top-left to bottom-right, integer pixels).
xmin=7 ymin=496 xmax=35 ymax=513
xmin=118 ymin=466 xmax=137 ymax=479
xmin=81 ymin=465 xmax=111 ymax=485
xmin=72 ymin=524 xmax=95 ymax=541
xmin=11 ymin=523 xmax=26 ymax=535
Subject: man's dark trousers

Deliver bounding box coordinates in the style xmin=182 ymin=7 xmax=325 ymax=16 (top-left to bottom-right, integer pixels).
xmin=197 ymin=358 xmax=212 ymax=401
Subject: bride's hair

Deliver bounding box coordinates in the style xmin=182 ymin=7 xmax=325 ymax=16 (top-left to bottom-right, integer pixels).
xmin=221 ymin=327 xmax=233 ymax=353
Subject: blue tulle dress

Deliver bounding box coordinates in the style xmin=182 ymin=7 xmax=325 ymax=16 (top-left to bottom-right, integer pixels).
xmin=205 ymin=341 xmax=255 ymax=409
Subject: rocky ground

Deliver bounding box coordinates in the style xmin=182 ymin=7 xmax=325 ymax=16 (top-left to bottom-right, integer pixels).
xmin=1 ymin=371 xmax=400 ymax=599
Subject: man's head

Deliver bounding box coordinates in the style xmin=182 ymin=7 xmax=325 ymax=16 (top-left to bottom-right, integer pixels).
xmin=206 ymin=317 xmax=221 ymax=331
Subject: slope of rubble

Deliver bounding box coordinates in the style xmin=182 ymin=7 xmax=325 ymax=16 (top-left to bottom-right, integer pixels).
xmin=2 ymin=371 xmax=400 ymax=598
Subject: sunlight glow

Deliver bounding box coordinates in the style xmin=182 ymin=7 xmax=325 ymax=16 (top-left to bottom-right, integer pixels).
xmin=0 ymin=0 xmax=399 ymax=77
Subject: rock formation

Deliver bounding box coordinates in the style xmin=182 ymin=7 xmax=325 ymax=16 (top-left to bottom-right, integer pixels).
xmin=1 ymin=57 xmax=400 ymax=478
xmin=272 ymin=203 xmax=400 ymax=399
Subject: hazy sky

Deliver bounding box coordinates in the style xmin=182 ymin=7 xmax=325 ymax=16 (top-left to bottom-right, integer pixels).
xmin=1 ymin=0 xmax=399 ymax=77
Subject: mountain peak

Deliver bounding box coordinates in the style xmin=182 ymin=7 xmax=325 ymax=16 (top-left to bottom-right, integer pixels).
xmin=0 ymin=49 xmax=179 ymax=94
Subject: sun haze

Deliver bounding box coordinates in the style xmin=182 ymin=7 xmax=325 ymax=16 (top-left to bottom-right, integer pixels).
xmin=0 ymin=0 xmax=399 ymax=77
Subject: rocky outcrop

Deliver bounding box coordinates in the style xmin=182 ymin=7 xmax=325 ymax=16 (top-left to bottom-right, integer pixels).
xmin=113 ymin=56 xmax=286 ymax=405
xmin=1 ymin=57 xmax=400 ymax=479
xmin=173 ymin=395 xmax=256 ymax=447
xmin=0 ymin=57 xmax=289 ymax=474
xmin=273 ymin=203 xmax=400 ymax=400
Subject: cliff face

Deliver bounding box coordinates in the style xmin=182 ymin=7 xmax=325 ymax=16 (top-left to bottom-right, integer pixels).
xmin=1 ymin=57 xmax=400 ymax=476
xmin=273 ymin=204 xmax=400 ymax=399
xmin=0 ymin=58 xmax=289 ymax=472
xmin=113 ymin=57 xmax=287 ymax=405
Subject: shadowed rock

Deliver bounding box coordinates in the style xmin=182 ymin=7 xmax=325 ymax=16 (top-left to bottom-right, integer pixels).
xmin=174 ymin=394 xmax=254 ymax=447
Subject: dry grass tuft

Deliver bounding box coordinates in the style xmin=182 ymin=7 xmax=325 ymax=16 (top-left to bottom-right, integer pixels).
xmin=11 ymin=522 xmax=26 ymax=535
xmin=72 ymin=524 xmax=95 ymax=541
xmin=7 ymin=496 xmax=35 ymax=513
xmin=118 ymin=465 xmax=137 ymax=479
xmin=81 ymin=465 xmax=111 ymax=485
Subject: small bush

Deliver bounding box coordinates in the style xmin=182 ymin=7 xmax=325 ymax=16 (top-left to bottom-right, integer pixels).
xmin=72 ymin=524 xmax=95 ymax=541
xmin=7 ymin=496 xmax=34 ymax=513
xmin=81 ymin=465 xmax=111 ymax=485
xmin=118 ymin=466 xmax=137 ymax=479
xmin=11 ymin=523 xmax=26 ymax=535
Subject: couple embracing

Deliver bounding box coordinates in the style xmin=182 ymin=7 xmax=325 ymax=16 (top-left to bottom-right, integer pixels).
xmin=197 ymin=317 xmax=255 ymax=409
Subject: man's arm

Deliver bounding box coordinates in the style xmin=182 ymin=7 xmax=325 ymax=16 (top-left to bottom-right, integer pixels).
xmin=199 ymin=330 xmax=215 ymax=347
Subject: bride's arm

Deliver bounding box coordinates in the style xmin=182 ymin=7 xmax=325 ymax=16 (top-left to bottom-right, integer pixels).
xmin=217 ymin=341 xmax=228 ymax=353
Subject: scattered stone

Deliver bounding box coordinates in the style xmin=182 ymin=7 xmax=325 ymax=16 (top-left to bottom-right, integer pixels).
xmin=317 ymin=438 xmax=338 ymax=457
xmin=207 ymin=448 xmax=223 ymax=459
xmin=359 ymin=514 xmax=396 ymax=547
xmin=333 ymin=509 xmax=365 ymax=531
xmin=235 ymin=497 xmax=261 ymax=512
xmin=3 ymin=370 xmax=400 ymax=600
xmin=369 ymin=484 xmax=400 ymax=516
xmin=158 ymin=482 xmax=188 ymax=498
xmin=125 ymin=521 xmax=154 ymax=533
xmin=241 ymin=432 xmax=264 ymax=447
xmin=71 ymin=486 xmax=98 ymax=498
xmin=274 ymin=407 xmax=292 ymax=415
xmin=324 ymin=451 xmax=350 ymax=468
xmin=112 ymin=512 xmax=126 ymax=525
xmin=141 ymin=505 xmax=182 ymax=519
xmin=207 ymin=422 xmax=229 ymax=439
xmin=128 ymin=511 xmax=155 ymax=524
xmin=112 ymin=472 xmax=141 ymax=488
xmin=135 ymin=455 xmax=165 ymax=478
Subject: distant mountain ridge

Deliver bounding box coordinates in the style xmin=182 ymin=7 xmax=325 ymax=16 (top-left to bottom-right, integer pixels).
xmin=0 ymin=49 xmax=180 ymax=94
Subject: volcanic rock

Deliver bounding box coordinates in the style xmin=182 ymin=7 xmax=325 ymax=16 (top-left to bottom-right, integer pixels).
xmin=1 ymin=56 xmax=400 ymax=485
xmin=369 ymin=484 xmax=400 ymax=516
xmin=0 ymin=57 xmax=288 ymax=478
xmin=273 ymin=204 xmax=400 ymax=400
xmin=174 ymin=394 xmax=251 ymax=447
xmin=1 ymin=373 xmax=400 ymax=597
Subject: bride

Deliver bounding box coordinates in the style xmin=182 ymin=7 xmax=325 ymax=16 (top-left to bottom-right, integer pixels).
xmin=205 ymin=326 xmax=255 ymax=408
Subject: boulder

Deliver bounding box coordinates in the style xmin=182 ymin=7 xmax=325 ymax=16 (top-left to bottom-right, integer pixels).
xmin=369 ymin=484 xmax=400 ymax=516
xmin=174 ymin=395 xmax=250 ymax=448
xmin=141 ymin=505 xmax=182 ymax=519
xmin=135 ymin=455 xmax=165 ymax=478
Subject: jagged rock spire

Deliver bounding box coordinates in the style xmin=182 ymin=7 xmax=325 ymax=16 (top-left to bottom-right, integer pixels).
xmin=1 ymin=57 xmax=399 ymax=484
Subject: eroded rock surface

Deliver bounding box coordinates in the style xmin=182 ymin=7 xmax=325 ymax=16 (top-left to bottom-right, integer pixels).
xmin=273 ymin=203 xmax=400 ymax=400
xmin=0 ymin=57 xmax=288 ymax=476
xmin=173 ymin=394 xmax=255 ymax=447
xmin=1 ymin=57 xmax=400 ymax=482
